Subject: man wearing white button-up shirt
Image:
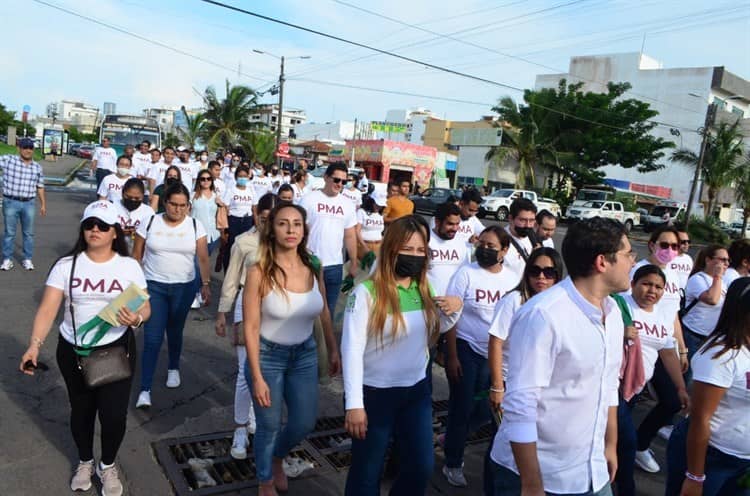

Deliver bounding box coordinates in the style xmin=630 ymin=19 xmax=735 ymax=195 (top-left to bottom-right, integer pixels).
xmin=486 ymin=217 xmax=635 ymax=496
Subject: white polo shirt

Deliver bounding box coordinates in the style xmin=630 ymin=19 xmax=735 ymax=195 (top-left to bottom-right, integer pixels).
xmin=93 ymin=146 xmax=118 ymax=172
xmin=300 ymin=190 xmax=357 ymax=266
xmin=491 ymin=277 xmax=624 ymax=495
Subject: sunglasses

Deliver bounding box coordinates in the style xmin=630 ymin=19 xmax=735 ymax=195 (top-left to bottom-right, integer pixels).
xmin=199 ymin=176 xmax=213 ymax=181
xmin=82 ymin=218 xmax=113 ymax=232
xmin=680 ymin=239 xmax=690 ymax=244
xmin=330 ymin=177 xmax=349 ymax=185
xmin=658 ymin=242 xmax=680 ymax=251
xmin=709 ymin=256 xmax=730 ymax=264
xmin=528 ymin=265 xmax=557 ymax=278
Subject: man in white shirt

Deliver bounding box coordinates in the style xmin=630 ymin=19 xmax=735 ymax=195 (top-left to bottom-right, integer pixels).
xmin=504 ymin=198 xmax=538 ymax=286
xmin=208 ymin=161 xmax=226 ymax=199
xmin=90 ymin=137 xmax=118 ymax=189
xmin=428 ymin=202 xmax=470 ymax=295
xmin=341 ymin=174 xmax=363 ymax=209
xmin=454 ymin=189 xmax=485 ymax=244
xmin=357 ymin=170 xmax=369 ymax=194
xmin=299 ymin=163 xmax=358 ymax=315
xmin=535 ymin=210 xmax=557 ymax=249
xmin=132 ymin=140 xmax=152 ymax=176
xmin=175 ymin=146 xmax=198 ymax=189
xmin=487 ymin=217 xmax=633 ymax=496
xmin=669 ymin=227 xmax=694 ymax=290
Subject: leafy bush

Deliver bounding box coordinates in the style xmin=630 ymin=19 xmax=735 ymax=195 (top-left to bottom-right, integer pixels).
xmin=688 ymin=217 xmax=730 ymax=245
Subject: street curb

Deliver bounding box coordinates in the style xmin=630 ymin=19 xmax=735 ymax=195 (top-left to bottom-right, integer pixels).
xmin=43 ymin=159 xmax=87 ymax=186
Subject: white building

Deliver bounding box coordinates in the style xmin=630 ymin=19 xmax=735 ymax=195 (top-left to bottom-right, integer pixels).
xmin=535 ymin=53 xmax=750 ymax=203
xmin=292 ymin=120 xmax=375 ymax=143
xmin=250 ymin=104 xmax=306 ymax=141
xmin=103 ymin=102 xmax=117 ymax=115
xmin=48 ymin=100 xmax=100 ymax=133
xmin=143 ymin=107 xmax=177 ymax=134
xmin=375 ymin=107 xmax=439 ymax=143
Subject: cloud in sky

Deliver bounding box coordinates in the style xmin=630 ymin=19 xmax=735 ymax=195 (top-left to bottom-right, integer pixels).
xmin=1 ymin=0 xmax=748 ymax=124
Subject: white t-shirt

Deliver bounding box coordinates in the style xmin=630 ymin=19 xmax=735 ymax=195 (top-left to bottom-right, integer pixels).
xmin=175 ymin=160 xmax=199 ymax=189
xmin=488 ymin=290 xmax=523 ymax=381
xmin=341 ymin=187 xmax=363 ymax=209
xmin=46 ymin=253 xmax=147 ymax=346
xmin=669 ymin=254 xmax=694 ymax=290
xmin=427 ymin=232 xmax=471 ymax=296
xmin=213 ymin=177 xmax=226 ymax=199
xmin=251 ymin=175 xmax=272 ymax=200
xmin=147 ymin=161 xmax=172 ymax=187
xmin=430 ymin=215 xmax=484 ymax=244
xmin=723 ymin=267 xmax=742 ymax=287
xmin=624 ymin=294 xmax=675 ymax=385
xmin=681 ymin=272 xmax=727 ymax=336
xmin=222 ymin=186 xmax=256 ymax=218
xmin=629 ymin=259 xmax=682 ymax=320
xmin=357 ymin=210 xmax=384 ymax=242
xmin=97 ymin=174 xmax=131 ymax=202
xmin=132 ymin=152 xmax=152 ymax=177
xmin=691 ymin=344 xmax=750 ymax=459
xmin=136 ymin=214 xmax=207 ymax=283
xmin=504 ymin=226 xmax=533 ymax=288
xmin=300 ymin=190 xmax=357 ymax=266
xmin=113 ymin=201 xmax=155 ymax=232
xmin=93 ymin=146 xmax=118 ymax=171
xmin=541 ymin=238 xmax=555 ymax=249
xmin=447 ymin=262 xmax=518 ymax=357
xmin=291 ymin=183 xmax=310 ymax=203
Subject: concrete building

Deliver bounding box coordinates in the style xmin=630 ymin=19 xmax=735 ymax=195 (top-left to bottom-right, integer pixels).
xmin=372 ymin=108 xmax=440 ymax=143
xmin=47 ymin=100 xmax=100 ymax=133
xmin=143 ymin=107 xmax=176 ymax=133
xmin=535 ymin=53 xmax=750 ymax=207
xmin=292 ymin=120 xmax=375 ymax=143
xmin=250 ymin=104 xmax=306 ymax=141
xmin=103 ymin=102 xmax=117 ymax=115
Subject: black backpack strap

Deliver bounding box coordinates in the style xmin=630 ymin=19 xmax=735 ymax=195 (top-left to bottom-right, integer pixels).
xmin=146 ymin=214 xmax=155 ymax=234
xmin=679 ymin=297 xmax=700 ymax=319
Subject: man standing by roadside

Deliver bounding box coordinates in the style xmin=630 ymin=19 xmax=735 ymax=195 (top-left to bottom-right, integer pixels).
xmin=504 ymin=198 xmax=538 ymax=285
xmin=536 ymin=210 xmax=557 ymax=249
xmin=90 ymin=136 xmax=117 ymax=189
xmin=1 ymin=138 xmax=47 ymax=271
xmin=300 ymin=163 xmax=358 ymax=315
xmin=485 ymin=217 xmax=633 ymax=496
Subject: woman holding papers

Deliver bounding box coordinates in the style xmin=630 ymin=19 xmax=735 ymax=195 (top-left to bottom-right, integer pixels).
xmin=20 ymin=200 xmax=151 ymax=495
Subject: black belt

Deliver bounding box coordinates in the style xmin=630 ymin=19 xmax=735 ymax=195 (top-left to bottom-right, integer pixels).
xmin=3 ymin=195 xmax=34 ymax=202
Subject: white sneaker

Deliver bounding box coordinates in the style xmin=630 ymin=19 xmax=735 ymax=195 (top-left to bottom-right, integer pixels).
xmin=442 ymin=465 xmax=468 ymax=487
xmin=166 ymin=369 xmax=181 ymax=388
xmin=0 ymin=259 xmax=13 ymax=271
xmin=657 ymin=425 xmax=673 ymax=440
xmin=635 ymin=449 xmax=660 ymax=473
xmin=230 ymin=427 xmax=248 ymax=460
xmin=70 ymin=460 xmax=94 ymax=491
xmin=21 ymin=259 xmax=34 ymax=270
xmin=96 ymin=463 xmax=124 ymax=496
xmin=136 ymin=391 xmax=151 ymax=409
xmin=247 ymin=406 xmax=257 ymax=434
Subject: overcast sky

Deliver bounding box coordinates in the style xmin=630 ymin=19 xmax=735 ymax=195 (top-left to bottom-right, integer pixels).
xmin=2 ymin=0 xmax=748 ymax=125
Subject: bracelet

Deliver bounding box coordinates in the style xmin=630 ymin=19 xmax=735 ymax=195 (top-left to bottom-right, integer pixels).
xmin=31 ymin=337 xmax=44 ymax=348
xmin=680 ymin=352 xmax=688 ymax=355
xmin=684 ymin=471 xmax=706 ymax=483
xmin=489 ymin=386 xmax=505 ymax=393
xmin=202 ymin=281 xmax=210 ymax=286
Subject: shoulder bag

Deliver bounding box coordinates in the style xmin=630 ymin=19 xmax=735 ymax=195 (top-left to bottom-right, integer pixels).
xmin=69 ymin=254 xmax=133 ymax=388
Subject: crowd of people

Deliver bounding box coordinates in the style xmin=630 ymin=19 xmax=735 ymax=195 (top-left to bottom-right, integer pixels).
xmin=8 ymin=139 xmax=749 ymax=496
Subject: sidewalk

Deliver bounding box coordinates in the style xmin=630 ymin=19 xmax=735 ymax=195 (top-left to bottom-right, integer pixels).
xmin=0 ymin=190 xmax=670 ymax=496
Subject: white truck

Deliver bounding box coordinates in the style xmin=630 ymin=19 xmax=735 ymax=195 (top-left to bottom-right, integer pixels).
xmin=566 ymin=200 xmax=640 ymax=231
xmin=480 ymin=188 xmax=561 ymax=221
xmin=642 ymin=200 xmax=705 ymax=232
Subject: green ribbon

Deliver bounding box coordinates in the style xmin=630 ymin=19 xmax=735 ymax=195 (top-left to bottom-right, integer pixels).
xmin=74 ymin=316 xmax=113 ymax=357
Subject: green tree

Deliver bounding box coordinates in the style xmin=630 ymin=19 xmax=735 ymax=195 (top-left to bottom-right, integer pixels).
xmin=731 ymin=152 xmax=750 ymax=235
xmin=201 ymin=80 xmax=265 ymax=150
xmin=176 ymin=107 xmax=206 ymax=150
xmin=162 ymin=132 xmax=180 ymax=148
xmin=242 ymin=130 xmax=276 ymax=164
xmin=0 ymin=103 xmax=36 ymax=138
xmin=671 ymin=119 xmax=745 ymax=218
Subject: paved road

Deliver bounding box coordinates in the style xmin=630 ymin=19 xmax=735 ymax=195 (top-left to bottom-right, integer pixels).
xmin=0 ymin=190 xmax=672 ymax=495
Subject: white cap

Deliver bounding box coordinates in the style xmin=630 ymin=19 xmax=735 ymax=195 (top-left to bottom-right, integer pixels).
xmin=176 ymin=145 xmax=188 ymax=152
xmin=373 ymin=190 xmax=387 ymax=207
xmin=81 ymin=200 xmax=119 ymax=225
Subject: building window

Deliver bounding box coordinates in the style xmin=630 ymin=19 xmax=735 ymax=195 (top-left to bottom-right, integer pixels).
xmin=271 ymin=116 xmax=277 ymax=122
xmin=731 ymin=106 xmax=744 ymax=117
xmin=271 ymin=126 xmax=276 ymax=131
xmin=713 ymin=97 xmax=726 ymax=110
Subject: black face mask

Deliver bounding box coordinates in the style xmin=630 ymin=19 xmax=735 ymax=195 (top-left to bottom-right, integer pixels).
xmin=514 ymin=226 xmax=533 ymax=238
xmin=475 ymin=247 xmax=500 ymax=268
xmin=395 ymin=254 xmax=426 ymax=278
xmin=165 ymin=177 xmax=178 ymax=186
xmin=122 ymin=198 xmax=141 ymax=211
xmin=460 ymin=213 xmax=469 ymax=221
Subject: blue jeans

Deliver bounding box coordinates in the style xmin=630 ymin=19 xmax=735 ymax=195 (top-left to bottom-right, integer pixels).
xmin=683 ymin=327 xmax=707 ymax=385
xmin=484 ymin=459 xmax=614 ymax=496
xmin=323 ymin=264 xmax=343 ymax=316
xmin=445 ymin=338 xmax=491 ymax=468
xmin=615 ymin=397 xmax=638 ymax=496
xmin=244 ymin=335 xmax=318 ymax=483
xmin=2 ymin=198 xmax=36 ymax=260
xmin=345 ymin=377 xmax=434 ymax=496
xmin=666 ymin=417 xmax=750 ymax=496
xmin=95 ymin=168 xmax=112 ymax=190
xmin=140 ymin=280 xmax=195 ymax=391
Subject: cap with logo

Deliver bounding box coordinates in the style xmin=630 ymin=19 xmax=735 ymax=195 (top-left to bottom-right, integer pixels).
xmin=81 ymin=200 xmax=119 ymax=225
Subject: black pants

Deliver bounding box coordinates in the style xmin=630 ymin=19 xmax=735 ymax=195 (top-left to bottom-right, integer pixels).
xmin=56 ymin=331 xmax=136 ymax=465
xmin=223 ymin=215 xmax=254 ymax=272
xmin=636 ymin=357 xmax=681 ymax=451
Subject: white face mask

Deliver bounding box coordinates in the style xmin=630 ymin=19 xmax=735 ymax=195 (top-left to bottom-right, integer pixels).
xmin=200 ymin=154 xmax=208 ymax=161
xmin=117 ymin=167 xmax=131 ymax=176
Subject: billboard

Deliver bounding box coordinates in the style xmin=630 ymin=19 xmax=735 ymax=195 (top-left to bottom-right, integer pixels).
xmin=370 ymin=121 xmax=407 ymax=133
xmin=42 ymin=128 xmax=64 ymax=156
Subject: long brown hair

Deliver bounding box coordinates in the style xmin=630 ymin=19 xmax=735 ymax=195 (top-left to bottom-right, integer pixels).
xmin=702 ymin=277 xmax=750 ymax=359
xmin=369 ymin=215 xmax=439 ymax=346
xmin=690 ymin=244 xmax=726 ymax=276
xmin=256 ymin=202 xmax=317 ymax=298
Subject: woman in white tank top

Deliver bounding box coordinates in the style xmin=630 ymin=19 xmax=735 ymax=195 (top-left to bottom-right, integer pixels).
xmin=242 ymin=203 xmax=341 ymax=496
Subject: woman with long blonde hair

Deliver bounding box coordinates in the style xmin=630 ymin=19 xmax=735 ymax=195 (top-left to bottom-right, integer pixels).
xmin=243 ymin=202 xmax=340 ymax=496
xmin=342 ymin=215 xmax=463 ymax=496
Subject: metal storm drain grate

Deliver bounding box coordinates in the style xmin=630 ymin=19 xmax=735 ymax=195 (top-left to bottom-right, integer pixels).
xmin=154 ymin=399 xmax=495 ymax=492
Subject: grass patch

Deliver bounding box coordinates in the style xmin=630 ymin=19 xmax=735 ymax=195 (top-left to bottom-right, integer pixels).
xmin=0 ymin=142 xmax=44 ymax=161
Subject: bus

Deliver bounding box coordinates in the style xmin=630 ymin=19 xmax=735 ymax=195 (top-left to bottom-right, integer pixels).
xmin=99 ymin=114 xmax=161 ymax=155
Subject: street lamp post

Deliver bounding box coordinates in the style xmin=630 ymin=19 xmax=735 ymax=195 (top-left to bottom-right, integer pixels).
xmin=252 ymin=50 xmax=310 ymax=150
xmin=684 ymin=104 xmax=717 ymax=229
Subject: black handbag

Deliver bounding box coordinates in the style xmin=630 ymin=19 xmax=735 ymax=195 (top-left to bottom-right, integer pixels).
xmin=69 ymin=254 xmax=133 ymax=389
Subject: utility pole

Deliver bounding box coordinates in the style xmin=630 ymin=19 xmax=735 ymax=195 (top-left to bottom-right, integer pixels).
xmin=684 ymin=103 xmax=717 ymax=229
xmin=276 ymin=55 xmax=285 ymax=150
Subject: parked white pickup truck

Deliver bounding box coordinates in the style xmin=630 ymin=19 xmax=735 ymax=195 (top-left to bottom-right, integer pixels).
xmin=480 ymin=189 xmax=561 ymax=221
xmin=566 ymin=200 xmax=640 ymax=231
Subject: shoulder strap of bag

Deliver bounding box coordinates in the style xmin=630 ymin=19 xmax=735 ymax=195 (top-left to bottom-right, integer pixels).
xmin=679 ymin=297 xmax=700 ymax=318
xmin=146 ymin=214 xmax=155 ymax=234
xmin=69 ymin=254 xmax=79 ymax=347
xmin=508 ymin=235 xmax=530 ymax=263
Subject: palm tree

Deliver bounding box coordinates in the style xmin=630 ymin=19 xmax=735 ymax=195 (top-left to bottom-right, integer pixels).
xmin=671 ymin=120 xmax=745 ymax=217
xmin=733 ymin=152 xmax=750 ymax=235
xmin=177 ymin=108 xmax=206 ymax=150
xmin=242 ymin=130 xmax=276 ymax=164
xmin=202 ymin=80 xmax=265 ymax=151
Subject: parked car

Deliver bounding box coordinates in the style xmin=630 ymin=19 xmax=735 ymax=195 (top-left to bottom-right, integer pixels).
xmin=68 ymin=143 xmax=81 ymax=156
xmin=566 ymin=200 xmax=640 ymax=231
xmin=726 ymin=222 xmax=750 ymax=239
xmin=480 ymin=188 xmax=561 ymax=221
xmin=77 ymin=145 xmax=94 ymax=159
xmin=410 ymin=188 xmax=462 ymax=216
